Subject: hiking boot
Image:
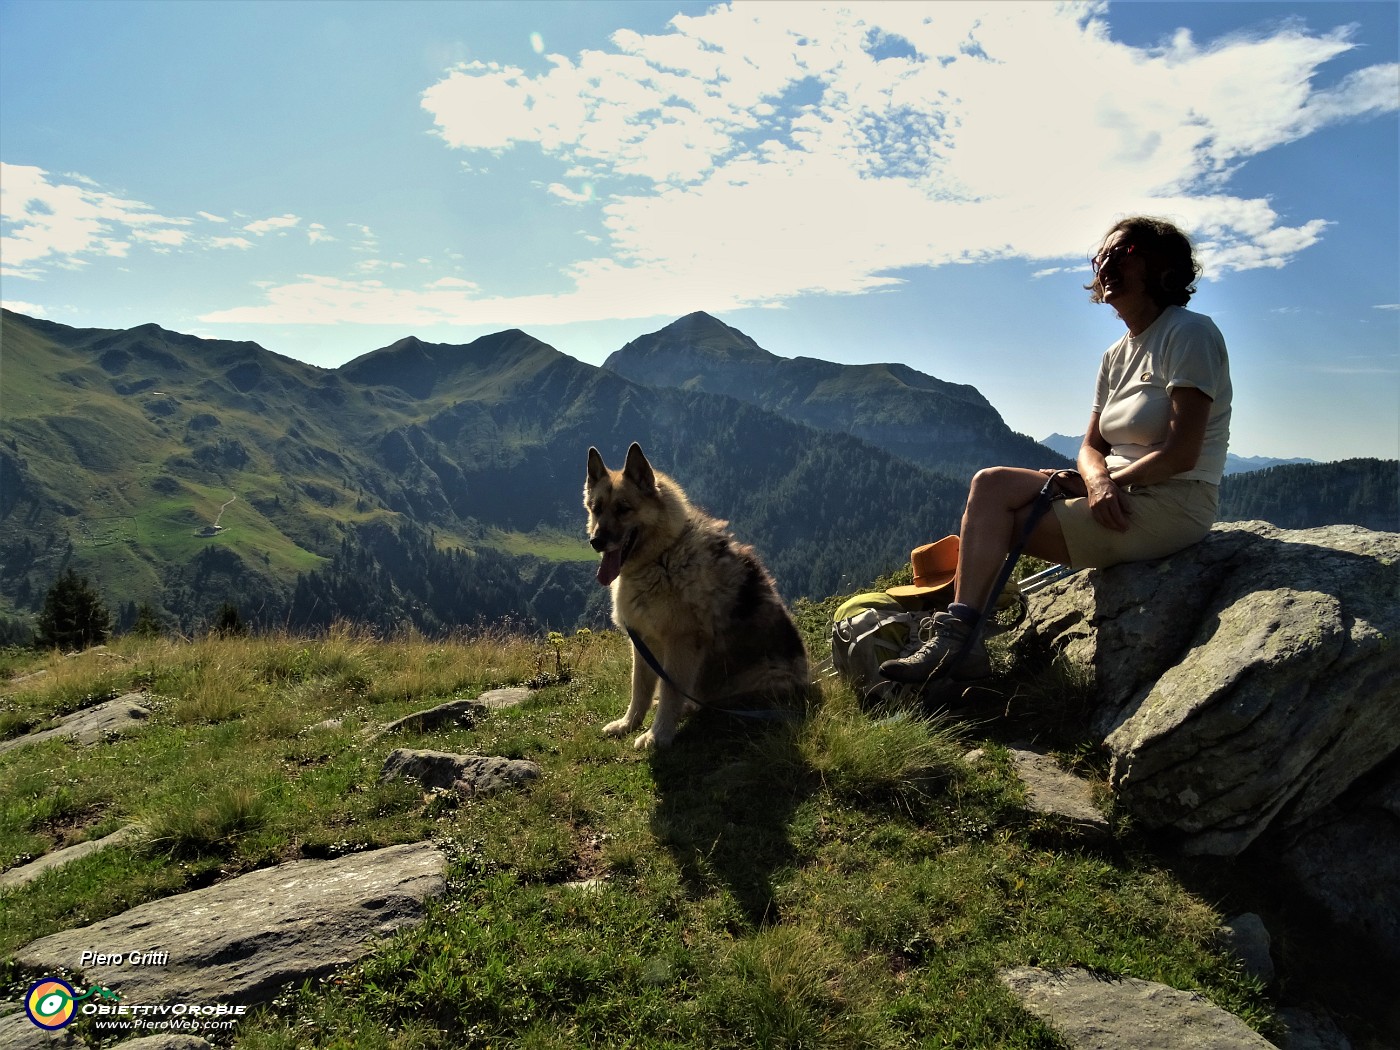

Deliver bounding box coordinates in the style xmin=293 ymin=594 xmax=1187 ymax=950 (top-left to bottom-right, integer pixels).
xmin=879 ymin=612 xmax=991 ymax=684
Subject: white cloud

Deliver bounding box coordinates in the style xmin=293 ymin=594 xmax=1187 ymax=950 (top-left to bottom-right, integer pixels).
xmin=308 ymin=222 xmax=333 ymax=244
xmin=243 ymin=214 xmax=301 ymax=235
xmin=209 ymin=236 xmax=255 ymax=250
xmin=0 ymin=162 xmax=192 ymax=277
xmin=402 ymin=1 xmax=1398 ymax=321
xmin=2 ymin=299 xmax=48 ymax=316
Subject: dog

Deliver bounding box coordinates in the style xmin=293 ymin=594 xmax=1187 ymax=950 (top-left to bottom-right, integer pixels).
xmin=584 ymin=442 xmax=811 ymax=748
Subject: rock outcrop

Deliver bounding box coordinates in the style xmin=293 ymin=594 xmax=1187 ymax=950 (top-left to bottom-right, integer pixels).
xmin=1010 ymin=520 xmax=1400 ymax=973
xmin=0 ymin=695 xmax=150 ymax=756
xmin=1012 ymin=521 xmax=1399 ymax=856
xmin=371 ymin=686 xmax=530 ymax=738
xmin=379 ymin=748 xmax=541 ymax=797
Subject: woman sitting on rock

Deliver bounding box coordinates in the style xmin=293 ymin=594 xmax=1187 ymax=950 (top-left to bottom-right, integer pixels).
xmin=882 ymin=215 xmax=1232 ymax=685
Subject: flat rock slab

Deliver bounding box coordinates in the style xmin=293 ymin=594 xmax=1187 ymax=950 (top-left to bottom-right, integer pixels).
xmin=14 ymin=842 xmax=446 ymax=1007
xmin=0 ymin=825 xmax=144 ymax=892
xmin=0 ymin=1005 xmax=85 ymax=1049
xmin=0 ymin=696 xmax=150 ymax=756
xmin=1008 ymin=749 xmax=1110 ymax=838
xmin=1000 ymin=966 xmax=1274 ymax=1049
xmin=374 ymin=686 xmax=530 ymax=738
xmin=380 ymin=748 xmax=541 ymax=797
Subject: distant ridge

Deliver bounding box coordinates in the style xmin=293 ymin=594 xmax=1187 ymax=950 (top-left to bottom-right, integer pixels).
xmin=606 ymin=312 xmax=1067 ymax=480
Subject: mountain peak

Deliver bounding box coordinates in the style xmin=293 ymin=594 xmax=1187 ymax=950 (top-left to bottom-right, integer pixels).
xmin=602 ymin=312 xmax=776 ymax=385
xmin=337 ymin=329 xmax=563 ymax=399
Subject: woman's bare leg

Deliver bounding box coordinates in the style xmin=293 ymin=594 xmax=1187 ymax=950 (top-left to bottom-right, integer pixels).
xmin=954 ymin=467 xmax=1072 ymax=613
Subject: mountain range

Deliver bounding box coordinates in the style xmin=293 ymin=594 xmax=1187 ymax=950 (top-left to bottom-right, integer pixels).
xmin=1 ymin=308 xmax=1394 ymax=639
xmin=0 ymin=309 xmax=998 ymax=635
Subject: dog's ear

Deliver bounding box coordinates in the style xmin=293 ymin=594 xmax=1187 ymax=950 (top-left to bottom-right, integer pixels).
xmin=623 ymin=442 xmax=656 ymax=492
xmin=586 ymin=447 xmax=608 ymax=485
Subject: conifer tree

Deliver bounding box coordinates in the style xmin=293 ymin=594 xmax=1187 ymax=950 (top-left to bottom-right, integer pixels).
xmin=132 ymin=603 xmax=163 ymax=639
xmin=35 ymin=569 xmax=111 ymax=651
xmin=214 ymin=602 xmax=246 ymax=637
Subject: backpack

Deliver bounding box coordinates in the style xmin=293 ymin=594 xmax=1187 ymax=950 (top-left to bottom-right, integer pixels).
xmin=828 ymin=592 xmax=925 ymax=698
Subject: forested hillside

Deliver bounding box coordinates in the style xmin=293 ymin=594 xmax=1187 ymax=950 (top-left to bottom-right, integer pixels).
xmin=1218 ymin=458 xmax=1398 ymax=532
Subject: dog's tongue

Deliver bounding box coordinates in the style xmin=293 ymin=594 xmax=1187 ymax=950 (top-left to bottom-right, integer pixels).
xmin=597 ymin=549 xmax=622 ymax=587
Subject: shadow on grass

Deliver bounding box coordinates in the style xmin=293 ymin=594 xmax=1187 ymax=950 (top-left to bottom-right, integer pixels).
xmin=646 ymin=709 xmax=814 ymax=929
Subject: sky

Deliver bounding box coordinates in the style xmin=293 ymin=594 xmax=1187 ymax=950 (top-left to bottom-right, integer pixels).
xmin=2 ymin=0 xmax=1397 ymax=463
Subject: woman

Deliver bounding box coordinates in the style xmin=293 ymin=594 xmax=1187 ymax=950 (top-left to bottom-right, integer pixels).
xmin=881 ymin=216 xmax=1232 ymax=685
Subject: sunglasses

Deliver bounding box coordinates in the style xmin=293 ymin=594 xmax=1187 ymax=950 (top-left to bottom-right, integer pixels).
xmin=1091 ymin=242 xmax=1135 ymax=273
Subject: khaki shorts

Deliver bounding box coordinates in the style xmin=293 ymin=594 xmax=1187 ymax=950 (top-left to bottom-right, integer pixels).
xmin=1051 ymin=478 xmax=1219 ymax=570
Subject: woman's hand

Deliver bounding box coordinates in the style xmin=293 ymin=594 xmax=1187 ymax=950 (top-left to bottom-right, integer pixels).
xmin=1085 ymin=472 xmax=1132 ymax=531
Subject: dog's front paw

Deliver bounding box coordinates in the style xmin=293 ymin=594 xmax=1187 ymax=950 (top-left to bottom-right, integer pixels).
xmin=602 ymin=718 xmax=633 ymax=738
xmin=632 ymin=729 xmax=674 ymax=749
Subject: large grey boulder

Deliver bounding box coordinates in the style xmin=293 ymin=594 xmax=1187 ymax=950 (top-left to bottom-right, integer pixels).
xmin=13 ymin=842 xmax=446 ymax=1006
xmin=1274 ymin=753 xmax=1400 ymax=969
xmin=1011 ymin=521 xmax=1399 ymax=856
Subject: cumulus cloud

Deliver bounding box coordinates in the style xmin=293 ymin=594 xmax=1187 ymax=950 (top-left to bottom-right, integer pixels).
xmin=394 ymin=1 xmax=1398 ymax=323
xmin=0 ymin=162 xmax=192 ymax=277
xmin=243 ymin=214 xmax=301 ymax=235
xmin=209 ymin=2 xmax=1399 ymax=328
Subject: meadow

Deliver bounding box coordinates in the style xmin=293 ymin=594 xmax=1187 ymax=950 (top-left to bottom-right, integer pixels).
xmin=0 ymin=618 xmax=1272 ymax=1048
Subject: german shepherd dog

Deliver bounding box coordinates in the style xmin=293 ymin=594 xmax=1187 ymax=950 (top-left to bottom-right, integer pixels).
xmin=585 ymin=443 xmax=811 ymax=748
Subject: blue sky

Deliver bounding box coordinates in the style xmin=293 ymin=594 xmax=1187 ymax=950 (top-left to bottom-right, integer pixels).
xmin=2 ymin=1 xmax=1396 ymax=463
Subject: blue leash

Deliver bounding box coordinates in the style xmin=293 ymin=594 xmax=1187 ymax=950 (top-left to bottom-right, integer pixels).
xmin=625 ymin=627 xmax=800 ymax=723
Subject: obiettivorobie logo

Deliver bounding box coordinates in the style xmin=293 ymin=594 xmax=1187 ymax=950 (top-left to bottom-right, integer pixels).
xmin=24 ymin=977 xmax=121 ymax=1030
xmin=24 ymin=974 xmax=249 ymax=1035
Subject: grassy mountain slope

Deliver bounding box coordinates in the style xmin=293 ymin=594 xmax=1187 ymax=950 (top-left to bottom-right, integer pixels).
xmin=604 ymin=311 xmax=1070 ymax=480
xmin=1 ymin=314 xmax=372 ymax=612
xmin=0 ymin=311 xmax=969 ymax=635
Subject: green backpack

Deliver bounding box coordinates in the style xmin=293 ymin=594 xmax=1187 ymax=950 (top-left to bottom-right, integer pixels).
xmin=829 ymin=592 xmax=924 ymax=697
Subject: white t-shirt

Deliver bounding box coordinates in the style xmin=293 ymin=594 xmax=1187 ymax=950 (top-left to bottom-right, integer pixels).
xmin=1093 ymin=306 xmax=1232 ymax=485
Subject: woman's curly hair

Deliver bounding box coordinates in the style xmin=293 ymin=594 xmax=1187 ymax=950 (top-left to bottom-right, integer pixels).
xmin=1087 ymin=216 xmax=1201 ymax=308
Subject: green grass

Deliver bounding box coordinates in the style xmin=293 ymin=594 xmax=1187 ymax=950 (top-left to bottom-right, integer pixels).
xmin=0 ymin=626 xmax=1276 ymax=1048
xmin=483 ymin=526 xmax=597 ymax=562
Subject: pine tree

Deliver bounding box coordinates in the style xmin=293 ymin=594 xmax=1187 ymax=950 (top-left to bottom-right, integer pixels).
xmin=214 ymin=602 xmax=246 ymax=637
xmin=35 ymin=569 xmax=112 ymax=651
xmin=132 ymin=603 xmax=164 ymax=639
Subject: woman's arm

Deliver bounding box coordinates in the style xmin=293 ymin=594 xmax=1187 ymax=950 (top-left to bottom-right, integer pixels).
xmin=1072 ymin=388 xmax=1213 ymax=532
xmin=1109 ymin=386 xmax=1213 ymax=488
